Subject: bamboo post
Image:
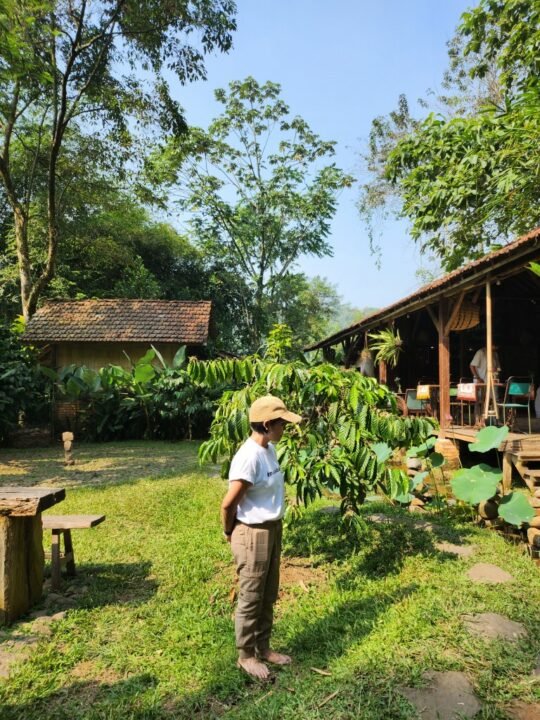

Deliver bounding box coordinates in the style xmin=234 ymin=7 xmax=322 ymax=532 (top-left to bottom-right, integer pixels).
xmin=483 ymin=280 xmax=499 ymax=421
xmin=378 ymin=359 xmax=387 ymax=385
xmin=438 ymin=297 xmax=450 ymax=429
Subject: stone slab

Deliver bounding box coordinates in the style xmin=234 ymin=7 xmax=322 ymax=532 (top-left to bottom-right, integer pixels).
xmin=505 ymin=701 xmax=540 ymax=720
xmin=435 ymin=542 xmax=476 ymax=558
xmin=462 ymin=612 xmax=527 ymax=642
xmin=467 ymin=563 xmax=513 ymax=584
xmin=399 ymin=670 xmax=482 ymax=720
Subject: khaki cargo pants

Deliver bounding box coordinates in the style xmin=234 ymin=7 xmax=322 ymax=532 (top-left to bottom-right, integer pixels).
xmin=230 ymin=520 xmax=282 ymax=659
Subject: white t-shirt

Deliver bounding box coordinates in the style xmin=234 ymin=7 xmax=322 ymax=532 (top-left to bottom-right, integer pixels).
xmin=228 ymin=438 xmax=285 ymax=524
xmin=470 ymin=348 xmax=501 ymax=382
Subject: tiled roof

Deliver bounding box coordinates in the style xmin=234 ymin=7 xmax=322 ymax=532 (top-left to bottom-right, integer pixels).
xmin=23 ymin=300 xmax=212 ymax=344
xmin=306 ymin=226 xmax=540 ymax=350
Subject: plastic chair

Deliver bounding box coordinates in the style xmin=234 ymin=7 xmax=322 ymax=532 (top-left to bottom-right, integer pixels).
xmin=455 ymin=378 xmax=477 ymax=426
xmin=405 ymin=388 xmax=426 ymax=416
xmin=498 ymin=376 xmax=534 ymax=434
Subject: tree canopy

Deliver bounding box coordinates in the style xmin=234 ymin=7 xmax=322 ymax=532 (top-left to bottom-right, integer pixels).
xmin=358 ymin=0 xmax=540 ymax=271
xmin=0 ymin=0 xmax=237 ymax=318
xmin=148 ymin=77 xmax=354 ymax=350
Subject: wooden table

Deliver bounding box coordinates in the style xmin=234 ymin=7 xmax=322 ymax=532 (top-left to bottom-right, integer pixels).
xmin=0 ymin=487 xmax=65 ymax=624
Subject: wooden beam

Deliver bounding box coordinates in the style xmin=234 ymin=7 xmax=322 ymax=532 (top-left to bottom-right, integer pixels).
xmin=438 ymin=298 xmax=450 ymax=429
xmin=426 ymin=305 xmax=440 ymax=334
xmin=444 ymin=292 xmax=465 ymax=335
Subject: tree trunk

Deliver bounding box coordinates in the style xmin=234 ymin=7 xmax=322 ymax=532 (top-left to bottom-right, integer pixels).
xmin=13 ymin=205 xmax=33 ymax=320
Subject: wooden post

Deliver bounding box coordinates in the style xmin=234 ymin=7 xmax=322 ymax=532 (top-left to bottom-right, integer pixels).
xmin=0 ymin=517 xmax=44 ymax=624
xmin=502 ymin=453 xmax=513 ymax=495
xmin=378 ymin=359 xmax=387 ymax=385
xmin=438 ymin=298 xmax=450 ymax=430
xmin=484 ymin=280 xmax=499 ymax=421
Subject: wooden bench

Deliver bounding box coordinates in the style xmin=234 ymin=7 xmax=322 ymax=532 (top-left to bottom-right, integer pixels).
xmin=42 ymin=515 xmax=105 ymax=590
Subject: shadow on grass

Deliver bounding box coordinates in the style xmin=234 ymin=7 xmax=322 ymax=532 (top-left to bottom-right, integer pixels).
xmin=283 ymin=506 xmax=478 ymax=587
xmin=40 ymin=561 xmax=158 ymax=612
xmin=0 ymin=674 xmax=160 ymax=720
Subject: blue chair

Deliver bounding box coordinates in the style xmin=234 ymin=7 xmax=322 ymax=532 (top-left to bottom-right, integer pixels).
xmin=405 ymin=388 xmax=427 ymax=416
xmin=498 ymin=376 xmax=534 ymax=433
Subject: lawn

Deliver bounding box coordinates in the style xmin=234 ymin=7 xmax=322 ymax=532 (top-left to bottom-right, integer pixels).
xmin=0 ymin=441 xmax=538 ymax=719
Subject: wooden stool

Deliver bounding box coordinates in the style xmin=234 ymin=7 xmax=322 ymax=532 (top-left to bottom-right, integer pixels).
xmin=42 ymin=515 xmax=105 ymax=590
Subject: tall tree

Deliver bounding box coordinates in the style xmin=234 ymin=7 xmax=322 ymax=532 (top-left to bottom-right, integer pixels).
xmin=356 ymin=1 xmax=540 ymax=271
xmin=148 ymin=77 xmax=353 ymax=349
xmin=0 ymin=0 xmax=236 ymax=318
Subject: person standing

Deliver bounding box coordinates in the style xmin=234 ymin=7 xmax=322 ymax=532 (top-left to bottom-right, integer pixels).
xmin=221 ymin=395 xmax=301 ymax=680
xmin=470 ymin=344 xmax=501 ymax=383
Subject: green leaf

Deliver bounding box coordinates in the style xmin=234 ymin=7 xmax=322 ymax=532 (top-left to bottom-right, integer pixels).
xmin=468 ymin=425 xmax=509 ymax=452
xmin=429 ymin=452 xmax=445 ymax=468
xmin=411 ymin=470 xmax=429 ymax=488
xmin=371 ymin=442 xmax=392 ymax=464
xmin=172 ymin=346 xmax=187 ymax=369
xmin=498 ymin=492 xmax=535 ymax=526
xmin=134 ymin=363 xmax=156 ymax=384
xmin=450 ymin=464 xmax=501 ymax=504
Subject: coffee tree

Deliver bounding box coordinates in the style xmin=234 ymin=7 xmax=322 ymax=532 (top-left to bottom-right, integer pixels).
xmin=194 ymin=327 xmax=436 ymax=513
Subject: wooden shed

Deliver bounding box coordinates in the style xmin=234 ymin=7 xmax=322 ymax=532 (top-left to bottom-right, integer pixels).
xmin=23 ymin=299 xmax=214 ymax=370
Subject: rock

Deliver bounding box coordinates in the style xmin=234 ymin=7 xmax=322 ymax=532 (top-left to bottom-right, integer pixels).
xmin=527 ymin=528 xmax=540 ymax=548
xmin=50 ymin=611 xmax=67 ymax=621
xmin=467 ymin=563 xmax=513 ymax=584
xmin=435 ymin=542 xmax=475 ymax=558
xmin=478 ymin=499 xmax=499 ymax=520
xmin=529 ymin=496 xmax=540 ymax=508
xmin=399 ymin=671 xmax=482 ymax=720
xmin=434 ymin=438 xmax=461 ymax=470
xmin=318 ymin=506 xmax=341 ymax=515
xmin=462 ymin=612 xmax=527 ymax=642
xmin=410 ymin=497 xmax=425 ymax=507
xmin=409 ymin=503 xmax=426 ymax=513
xmin=407 ymin=457 xmax=422 ymax=471
xmin=529 ymin=516 xmax=540 ymax=529
xmin=366 ymin=513 xmax=392 ymax=524
xmin=505 ymin=701 xmax=540 ymax=720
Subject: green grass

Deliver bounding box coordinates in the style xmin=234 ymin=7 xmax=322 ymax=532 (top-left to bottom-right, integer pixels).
xmin=0 ymin=442 xmax=538 ymax=719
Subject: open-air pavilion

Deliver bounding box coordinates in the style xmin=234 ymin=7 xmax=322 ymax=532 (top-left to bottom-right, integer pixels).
xmin=306 ymin=228 xmax=540 ymax=491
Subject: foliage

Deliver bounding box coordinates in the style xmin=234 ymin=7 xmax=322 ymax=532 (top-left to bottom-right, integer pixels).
xmin=358 ymin=1 xmax=540 ymax=271
xmin=0 ymin=0 xmax=236 ymax=318
xmin=148 ymin=76 xmax=354 ymax=350
xmin=0 ymin=322 xmax=49 ymax=442
xmin=368 ymin=327 xmax=403 ymax=368
xmin=450 ymin=426 xmax=534 ymax=527
xmin=196 ymin=333 xmax=436 ymax=513
xmin=50 ymin=348 xmax=219 ymax=442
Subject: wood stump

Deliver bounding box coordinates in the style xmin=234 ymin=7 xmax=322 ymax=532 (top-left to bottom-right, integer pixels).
xmin=0 ymin=516 xmax=44 ymax=624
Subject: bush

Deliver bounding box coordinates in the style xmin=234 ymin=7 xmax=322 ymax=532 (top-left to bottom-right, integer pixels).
xmin=0 ymin=323 xmax=50 ymax=444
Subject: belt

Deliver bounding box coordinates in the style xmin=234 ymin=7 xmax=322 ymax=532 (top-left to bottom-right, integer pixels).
xmin=236 ymin=519 xmax=282 ymax=529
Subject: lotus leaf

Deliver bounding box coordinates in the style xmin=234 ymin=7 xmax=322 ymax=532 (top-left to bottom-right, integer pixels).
xmin=468 ymin=425 xmax=509 ymax=453
xmin=451 ymin=464 xmax=501 ymax=504
xmin=429 ymin=452 xmax=445 ymax=468
xmin=498 ymin=492 xmax=535 ymax=526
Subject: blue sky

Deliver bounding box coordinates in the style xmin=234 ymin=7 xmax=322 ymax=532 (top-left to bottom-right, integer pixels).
xmin=170 ymin=0 xmax=473 ymax=310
